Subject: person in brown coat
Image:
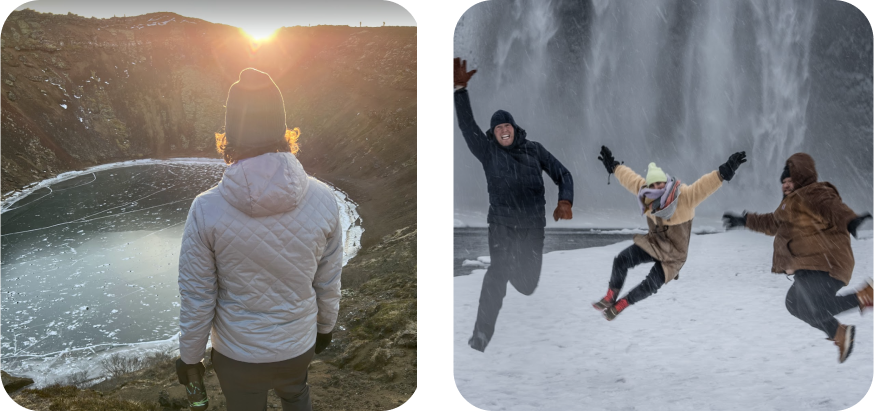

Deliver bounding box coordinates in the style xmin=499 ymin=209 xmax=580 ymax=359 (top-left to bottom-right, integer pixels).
xmin=592 ymin=146 xmax=747 ymax=320
xmin=723 ymin=152 xmax=873 ymax=363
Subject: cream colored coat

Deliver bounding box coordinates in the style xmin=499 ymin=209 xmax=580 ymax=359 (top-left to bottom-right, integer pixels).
xmin=615 ymin=165 xmax=723 ymax=282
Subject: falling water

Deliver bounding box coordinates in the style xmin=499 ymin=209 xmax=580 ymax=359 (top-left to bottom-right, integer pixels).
xmin=454 ymin=0 xmax=872 ymax=227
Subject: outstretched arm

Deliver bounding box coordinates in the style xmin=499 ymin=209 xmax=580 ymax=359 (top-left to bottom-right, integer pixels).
xmin=745 ymin=211 xmax=780 ymax=236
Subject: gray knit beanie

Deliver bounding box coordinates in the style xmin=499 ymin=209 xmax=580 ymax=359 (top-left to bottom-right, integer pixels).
xmin=224 ymin=68 xmax=287 ymax=148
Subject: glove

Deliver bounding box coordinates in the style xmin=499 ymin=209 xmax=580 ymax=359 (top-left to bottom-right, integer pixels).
xmin=175 ymin=359 xmax=205 ymax=386
xmin=722 ymin=212 xmax=747 ymax=230
xmin=315 ymin=332 xmax=332 ymax=354
xmin=553 ymin=200 xmax=573 ymax=221
xmin=718 ymin=151 xmax=747 ymax=182
xmin=848 ymin=212 xmax=872 ymax=239
xmin=453 ymin=58 xmax=477 ymax=89
xmin=598 ymin=145 xmax=621 ymax=174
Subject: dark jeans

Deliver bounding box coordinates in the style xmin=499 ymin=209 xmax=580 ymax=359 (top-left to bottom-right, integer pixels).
xmin=785 ymin=270 xmax=860 ymax=339
xmin=473 ymin=224 xmax=545 ymax=343
xmin=608 ymin=244 xmax=666 ymax=305
xmin=211 ymin=345 xmax=315 ymax=411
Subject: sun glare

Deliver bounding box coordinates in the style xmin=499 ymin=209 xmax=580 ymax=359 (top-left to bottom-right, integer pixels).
xmin=240 ymin=27 xmax=279 ymax=41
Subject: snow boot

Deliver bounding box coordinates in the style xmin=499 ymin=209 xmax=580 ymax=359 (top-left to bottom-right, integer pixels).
xmin=469 ymin=330 xmax=489 ymax=352
xmin=832 ymin=324 xmax=856 ymax=363
xmin=593 ymin=288 xmax=619 ymax=311
xmin=603 ymin=298 xmax=629 ymax=321
xmin=857 ymin=278 xmax=873 ymax=313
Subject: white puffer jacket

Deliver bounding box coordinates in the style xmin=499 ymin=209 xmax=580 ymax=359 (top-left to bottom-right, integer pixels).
xmin=178 ymin=152 xmax=342 ymax=364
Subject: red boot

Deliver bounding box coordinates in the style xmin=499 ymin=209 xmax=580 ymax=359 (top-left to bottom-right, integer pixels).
xmin=593 ymin=288 xmax=618 ymax=311
xmin=603 ymin=298 xmax=629 ymax=321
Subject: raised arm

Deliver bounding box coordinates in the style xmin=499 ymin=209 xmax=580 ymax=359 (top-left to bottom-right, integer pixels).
xmin=178 ymin=198 xmax=218 ymax=365
xmin=614 ymin=165 xmax=645 ymax=196
xmin=680 ymin=170 xmax=723 ymax=208
xmin=454 ymin=58 xmax=489 ymax=162
xmin=682 ymin=151 xmax=746 ymax=208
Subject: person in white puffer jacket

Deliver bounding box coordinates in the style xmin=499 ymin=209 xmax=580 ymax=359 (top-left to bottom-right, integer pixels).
xmin=176 ymin=68 xmax=342 ymax=411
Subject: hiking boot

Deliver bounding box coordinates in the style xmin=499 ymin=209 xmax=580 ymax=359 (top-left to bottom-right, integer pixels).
xmin=603 ymin=298 xmax=629 ymax=321
xmin=857 ymin=278 xmax=873 ymax=313
xmin=833 ymin=324 xmax=856 ymax=363
xmin=468 ymin=330 xmax=489 ymax=352
xmin=593 ymin=288 xmax=619 ymax=311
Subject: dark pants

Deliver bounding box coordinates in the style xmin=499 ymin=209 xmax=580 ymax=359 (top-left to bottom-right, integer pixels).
xmin=211 ymin=345 xmax=315 ymax=411
xmin=473 ymin=224 xmax=545 ymax=343
xmin=785 ymin=270 xmax=859 ymax=339
xmin=608 ymin=244 xmax=666 ymax=305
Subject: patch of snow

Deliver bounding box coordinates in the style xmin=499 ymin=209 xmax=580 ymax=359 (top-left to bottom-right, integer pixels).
xmin=329 ymin=186 xmax=364 ymax=265
xmin=59 ymin=104 xmax=67 ymax=109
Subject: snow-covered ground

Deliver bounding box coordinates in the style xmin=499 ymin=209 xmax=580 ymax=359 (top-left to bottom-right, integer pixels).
xmin=455 ymin=230 xmax=873 ymax=411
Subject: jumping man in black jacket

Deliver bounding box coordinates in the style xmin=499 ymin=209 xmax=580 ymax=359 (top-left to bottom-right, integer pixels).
xmin=454 ymin=58 xmax=574 ymax=352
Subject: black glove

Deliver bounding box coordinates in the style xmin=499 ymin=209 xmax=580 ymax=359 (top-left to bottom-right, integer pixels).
xmin=314 ymin=332 xmax=332 ymax=354
xmin=848 ymin=212 xmax=872 ymax=239
xmin=718 ymin=151 xmax=747 ymax=182
xmin=175 ymin=359 xmax=205 ymax=385
xmin=598 ymin=145 xmax=622 ymax=174
xmin=722 ymin=212 xmax=747 ymax=230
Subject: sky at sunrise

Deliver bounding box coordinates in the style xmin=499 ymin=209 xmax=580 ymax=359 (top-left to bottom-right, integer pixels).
xmin=13 ymin=0 xmax=416 ymax=39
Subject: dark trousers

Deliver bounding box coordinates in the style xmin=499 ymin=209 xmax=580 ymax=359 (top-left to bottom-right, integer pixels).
xmin=473 ymin=224 xmax=545 ymax=342
xmin=211 ymin=345 xmax=315 ymax=411
xmin=608 ymin=244 xmax=666 ymax=305
xmin=785 ymin=270 xmax=860 ymax=339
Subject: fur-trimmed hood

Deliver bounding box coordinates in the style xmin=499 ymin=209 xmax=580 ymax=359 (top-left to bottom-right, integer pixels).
xmin=786 ymin=152 xmax=817 ymax=189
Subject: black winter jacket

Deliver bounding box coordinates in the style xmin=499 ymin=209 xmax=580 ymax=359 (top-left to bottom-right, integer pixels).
xmin=454 ymin=89 xmax=574 ymax=228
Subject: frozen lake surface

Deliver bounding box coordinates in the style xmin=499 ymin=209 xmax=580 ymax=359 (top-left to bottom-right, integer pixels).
xmin=0 ymin=158 xmax=362 ymax=386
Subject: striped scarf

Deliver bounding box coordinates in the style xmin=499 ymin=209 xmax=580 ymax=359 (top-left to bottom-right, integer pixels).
xmin=637 ymin=175 xmax=681 ymax=220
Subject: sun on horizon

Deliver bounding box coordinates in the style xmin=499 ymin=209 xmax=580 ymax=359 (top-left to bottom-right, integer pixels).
xmin=239 ymin=26 xmax=280 ymax=41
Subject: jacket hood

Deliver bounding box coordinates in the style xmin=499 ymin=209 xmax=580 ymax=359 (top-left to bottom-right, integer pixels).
xmin=786 ymin=153 xmax=817 ymax=189
xmin=218 ymin=152 xmax=309 ymax=217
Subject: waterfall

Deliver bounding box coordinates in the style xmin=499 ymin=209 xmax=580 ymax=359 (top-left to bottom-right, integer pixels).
xmin=454 ymin=0 xmax=870 ymax=225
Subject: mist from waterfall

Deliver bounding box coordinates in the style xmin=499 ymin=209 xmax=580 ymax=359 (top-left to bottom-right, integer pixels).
xmin=454 ymin=0 xmax=872 ymax=227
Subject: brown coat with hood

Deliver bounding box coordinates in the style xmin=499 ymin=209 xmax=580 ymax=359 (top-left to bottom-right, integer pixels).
xmin=615 ymin=165 xmax=724 ymax=283
xmin=745 ymin=153 xmax=856 ymax=285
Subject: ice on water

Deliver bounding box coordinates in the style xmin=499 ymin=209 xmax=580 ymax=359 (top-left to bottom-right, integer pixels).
xmin=0 ymin=159 xmax=363 ymax=387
